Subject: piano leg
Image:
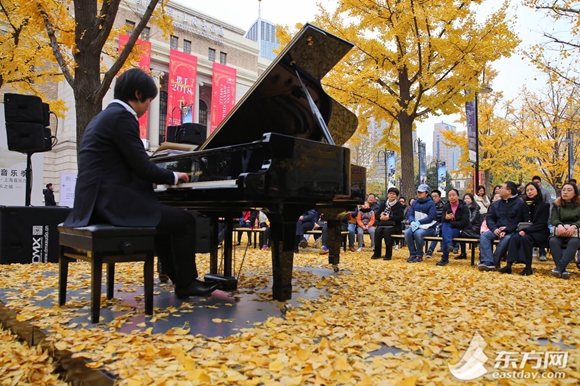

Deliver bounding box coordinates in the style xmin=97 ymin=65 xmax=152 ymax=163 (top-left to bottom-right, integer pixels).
xmin=327 ymin=218 xmax=341 ymax=272
xmin=269 ymin=206 xmax=302 ymax=301
xmin=222 ymin=218 xmax=234 ymax=277
xmin=209 ymin=217 xmax=219 ymax=274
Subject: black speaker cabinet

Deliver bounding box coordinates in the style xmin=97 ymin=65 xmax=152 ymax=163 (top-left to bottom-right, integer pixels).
xmin=166 ymin=123 xmax=207 ymax=146
xmin=5 ymin=122 xmax=48 ymax=153
xmin=0 ymin=206 xmax=71 ymax=264
xmin=4 ymin=93 xmax=50 ymax=126
xmin=166 ymin=125 xmax=179 ymax=143
xmin=177 ymin=123 xmax=206 ymax=145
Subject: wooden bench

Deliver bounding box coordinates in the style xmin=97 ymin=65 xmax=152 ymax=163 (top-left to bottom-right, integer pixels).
xmin=390 ymin=234 xmax=508 ymax=265
xmin=305 ymin=229 xmax=350 ymax=251
xmin=233 ymin=227 xmax=266 ymax=248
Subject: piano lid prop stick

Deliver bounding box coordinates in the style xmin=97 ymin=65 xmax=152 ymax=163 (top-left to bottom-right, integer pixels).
xmin=294 ymin=69 xmax=335 ymax=146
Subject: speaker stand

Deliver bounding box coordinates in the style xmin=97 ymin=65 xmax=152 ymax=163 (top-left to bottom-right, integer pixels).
xmin=25 ymin=152 xmax=33 ymax=206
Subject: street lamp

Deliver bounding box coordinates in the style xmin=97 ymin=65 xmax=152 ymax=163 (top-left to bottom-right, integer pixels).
xmin=563 ymin=129 xmax=573 ymax=181
xmin=473 ymin=84 xmax=493 ymax=191
xmin=377 ymin=150 xmax=388 ymax=199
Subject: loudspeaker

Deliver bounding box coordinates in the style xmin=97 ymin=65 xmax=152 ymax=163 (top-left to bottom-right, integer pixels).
xmin=6 ymin=122 xmax=49 ymax=153
xmin=166 ymin=123 xmax=207 ymax=145
xmin=0 ymin=206 xmax=71 ymax=264
xmin=4 ymin=93 xmax=50 ymax=126
xmin=177 ymin=123 xmax=206 ymax=145
xmin=166 ymin=125 xmax=179 ymax=143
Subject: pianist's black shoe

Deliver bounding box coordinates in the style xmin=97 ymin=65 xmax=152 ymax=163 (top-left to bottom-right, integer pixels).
xmin=175 ymin=280 xmax=220 ymax=299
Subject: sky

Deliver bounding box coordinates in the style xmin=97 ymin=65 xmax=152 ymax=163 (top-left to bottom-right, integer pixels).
xmin=175 ymin=0 xmax=553 ymax=154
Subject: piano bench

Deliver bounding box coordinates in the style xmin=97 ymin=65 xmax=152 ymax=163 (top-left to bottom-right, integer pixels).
xmin=57 ymin=224 xmax=157 ymax=323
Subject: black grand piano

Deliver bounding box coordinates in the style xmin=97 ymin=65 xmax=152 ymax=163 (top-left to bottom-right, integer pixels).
xmin=153 ymin=24 xmax=366 ymax=301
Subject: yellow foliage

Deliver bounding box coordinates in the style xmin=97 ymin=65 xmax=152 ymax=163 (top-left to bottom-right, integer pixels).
xmin=279 ymin=0 xmax=519 ymax=198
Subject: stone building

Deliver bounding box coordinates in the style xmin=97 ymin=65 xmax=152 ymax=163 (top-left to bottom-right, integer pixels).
xmin=42 ymin=0 xmax=268 ymax=204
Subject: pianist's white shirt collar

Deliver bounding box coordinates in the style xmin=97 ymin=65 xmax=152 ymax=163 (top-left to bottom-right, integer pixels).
xmin=109 ymin=99 xmax=138 ymax=121
xmin=109 ymin=99 xmax=179 ymax=185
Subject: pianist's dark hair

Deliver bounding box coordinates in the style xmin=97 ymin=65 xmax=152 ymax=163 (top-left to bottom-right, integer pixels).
xmin=114 ymin=68 xmax=158 ymax=103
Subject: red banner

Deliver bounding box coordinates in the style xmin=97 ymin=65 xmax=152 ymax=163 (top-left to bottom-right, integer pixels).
xmin=167 ymin=49 xmax=198 ymax=129
xmin=118 ymin=35 xmax=151 ymax=139
xmin=210 ymin=63 xmax=237 ymax=133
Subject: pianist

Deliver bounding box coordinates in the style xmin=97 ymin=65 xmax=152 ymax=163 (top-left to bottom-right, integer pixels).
xmin=63 ymin=68 xmax=219 ymax=299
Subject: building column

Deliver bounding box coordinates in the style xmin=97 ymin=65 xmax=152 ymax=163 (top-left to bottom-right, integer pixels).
xmin=149 ymin=70 xmax=163 ymax=148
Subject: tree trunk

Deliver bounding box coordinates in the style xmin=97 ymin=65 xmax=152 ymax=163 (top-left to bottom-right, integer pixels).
xmin=73 ymin=52 xmax=104 ymax=156
xmin=399 ymin=115 xmax=415 ymax=202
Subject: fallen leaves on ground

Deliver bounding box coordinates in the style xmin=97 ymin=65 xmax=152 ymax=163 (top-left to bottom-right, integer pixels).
xmin=0 ymin=327 xmax=67 ymax=385
xmin=0 ymin=237 xmax=579 ymax=385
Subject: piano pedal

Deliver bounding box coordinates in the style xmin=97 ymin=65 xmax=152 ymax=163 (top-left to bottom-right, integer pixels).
xmin=204 ymin=274 xmax=238 ymax=292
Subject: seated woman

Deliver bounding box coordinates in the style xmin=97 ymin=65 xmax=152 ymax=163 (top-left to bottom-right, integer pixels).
xmin=437 ymin=189 xmax=470 ymax=266
xmin=258 ymin=211 xmax=271 ymax=250
xmin=456 ymin=193 xmax=483 ymax=260
xmin=356 ymin=201 xmax=376 ymax=252
xmin=371 ymin=187 xmax=405 ymax=260
xmin=474 ymin=185 xmax=491 ymax=215
xmin=500 ymin=182 xmax=549 ymax=275
xmin=549 ymin=182 xmax=580 ymax=279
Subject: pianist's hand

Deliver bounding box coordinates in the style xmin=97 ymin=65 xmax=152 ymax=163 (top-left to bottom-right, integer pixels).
xmin=176 ymin=172 xmax=189 ymax=184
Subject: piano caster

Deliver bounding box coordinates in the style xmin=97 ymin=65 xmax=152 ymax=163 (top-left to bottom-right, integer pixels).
xmin=332 ymin=264 xmax=339 ymax=272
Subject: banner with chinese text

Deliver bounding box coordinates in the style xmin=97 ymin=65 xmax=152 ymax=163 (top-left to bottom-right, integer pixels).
xmin=118 ymin=35 xmax=151 ymax=139
xmin=465 ymin=101 xmax=476 ymax=164
xmin=210 ymin=63 xmax=236 ymax=133
xmin=438 ymin=162 xmax=447 ymax=198
xmin=167 ymin=49 xmax=198 ymax=128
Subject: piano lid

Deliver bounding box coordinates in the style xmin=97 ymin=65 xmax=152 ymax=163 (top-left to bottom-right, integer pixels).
xmin=198 ymin=23 xmax=358 ymax=151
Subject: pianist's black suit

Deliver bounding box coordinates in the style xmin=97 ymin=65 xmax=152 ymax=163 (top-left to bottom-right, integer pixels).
xmin=63 ymin=101 xmax=199 ymax=288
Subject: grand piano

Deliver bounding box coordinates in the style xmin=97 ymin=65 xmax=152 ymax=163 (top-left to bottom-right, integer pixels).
xmin=153 ymin=24 xmax=366 ymax=301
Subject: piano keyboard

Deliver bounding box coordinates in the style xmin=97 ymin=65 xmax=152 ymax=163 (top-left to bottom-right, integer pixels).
xmin=154 ymin=179 xmax=238 ymax=192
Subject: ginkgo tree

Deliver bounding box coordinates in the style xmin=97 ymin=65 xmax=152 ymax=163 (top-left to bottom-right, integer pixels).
xmin=279 ymin=0 xmax=519 ymax=199
xmin=524 ymin=0 xmax=580 ymax=86
xmin=0 ymin=1 xmax=66 ymax=113
xmin=508 ymin=81 xmax=580 ymax=193
xmin=1 ymin=0 xmax=172 ymax=153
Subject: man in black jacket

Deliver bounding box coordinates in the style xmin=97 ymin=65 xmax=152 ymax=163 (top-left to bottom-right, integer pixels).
xmin=64 ymin=68 xmax=218 ymax=299
xmin=478 ymin=181 xmax=530 ymax=271
xmin=43 ymin=183 xmax=56 ymax=206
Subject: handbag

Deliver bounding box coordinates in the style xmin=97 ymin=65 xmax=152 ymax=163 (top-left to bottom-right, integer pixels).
xmin=516 ymin=222 xmax=533 ymax=232
xmin=552 ymin=206 xmax=580 ymax=237
xmin=552 ymin=227 xmax=580 ymax=238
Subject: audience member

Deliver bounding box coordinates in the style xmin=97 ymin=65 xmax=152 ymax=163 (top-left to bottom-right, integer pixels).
xmin=371 ymin=187 xmax=405 ymax=260
xmin=236 ymin=210 xmax=258 ymax=246
xmin=501 ymin=182 xmax=550 ymax=276
xmin=478 ymin=181 xmax=530 ymax=271
xmin=491 ymin=185 xmax=501 ymax=200
xmin=532 ymin=175 xmax=551 ymax=261
xmin=258 ymin=211 xmax=271 ymax=250
xmin=456 ymin=193 xmax=482 ymax=260
xmin=356 ymin=201 xmax=376 ymax=251
xmin=43 ymin=183 xmax=57 ymax=206
xmin=295 ymin=209 xmax=319 ymax=252
xmin=549 ymin=183 xmax=580 ymax=279
xmin=426 ymin=189 xmax=445 ymax=258
xmin=437 ymin=189 xmax=470 ymax=266
xmin=474 ymin=185 xmax=490 ymax=215
xmin=404 ymin=184 xmax=437 ymax=263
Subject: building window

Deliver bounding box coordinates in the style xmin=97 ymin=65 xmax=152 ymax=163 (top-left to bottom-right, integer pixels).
xmin=141 ymin=27 xmax=150 ymax=41
xmin=199 ymin=100 xmax=208 ymax=126
xmin=170 ymin=35 xmax=178 ymax=50
xmin=183 ymin=39 xmax=191 ymax=54
xmin=159 ymin=90 xmax=168 ymax=144
xmin=125 ymin=20 xmax=135 ymax=33
xmin=208 ymin=48 xmax=216 ymax=62
xmin=219 ymin=52 xmax=227 ymax=64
